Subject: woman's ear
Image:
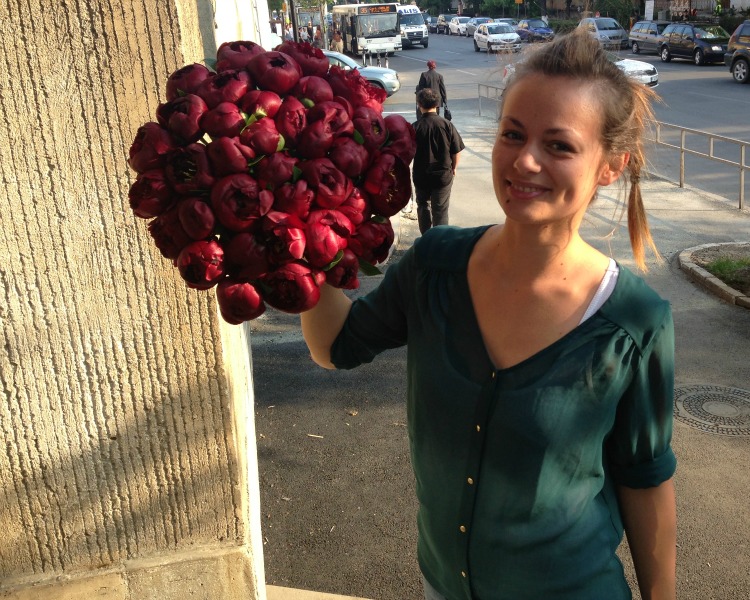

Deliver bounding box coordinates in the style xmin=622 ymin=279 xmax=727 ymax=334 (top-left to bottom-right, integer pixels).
xmin=598 ymin=152 xmax=630 ymax=187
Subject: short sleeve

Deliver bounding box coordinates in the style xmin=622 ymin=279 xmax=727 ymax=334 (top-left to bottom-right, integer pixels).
xmin=606 ymin=306 xmax=677 ymax=489
xmin=449 ymin=124 xmax=465 ymax=155
xmin=330 ymin=246 xmax=415 ymax=370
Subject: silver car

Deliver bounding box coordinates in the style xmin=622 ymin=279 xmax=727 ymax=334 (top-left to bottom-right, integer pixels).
xmin=322 ymin=50 xmax=401 ymax=96
xmin=578 ymin=17 xmax=629 ymax=50
xmin=474 ymin=22 xmax=522 ymax=53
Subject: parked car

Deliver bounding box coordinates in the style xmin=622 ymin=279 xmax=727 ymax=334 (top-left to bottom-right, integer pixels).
xmin=322 ymin=50 xmax=401 ymax=96
xmin=502 ymin=51 xmax=658 ymax=86
xmin=516 ymin=18 xmax=555 ymax=42
xmin=724 ymin=19 xmax=750 ymax=83
xmin=474 ymin=22 xmax=522 ymax=53
xmin=629 ymin=20 xmax=670 ymax=54
xmin=448 ymin=16 xmax=471 ymax=36
xmin=436 ymin=14 xmax=452 ymax=34
xmin=494 ymin=17 xmax=518 ymax=27
xmin=424 ymin=14 xmax=438 ymax=33
xmin=578 ymin=17 xmax=629 ymax=49
xmin=465 ymin=17 xmax=493 ymax=37
xmin=658 ymin=22 xmax=730 ymax=65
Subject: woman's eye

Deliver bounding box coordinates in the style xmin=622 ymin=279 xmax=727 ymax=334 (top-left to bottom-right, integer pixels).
xmin=549 ymin=141 xmax=574 ymax=153
xmin=500 ymin=130 xmax=522 ymax=141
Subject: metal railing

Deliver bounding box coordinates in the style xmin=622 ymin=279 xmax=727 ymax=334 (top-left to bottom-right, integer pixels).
xmin=476 ymin=84 xmax=748 ymax=210
xmin=648 ymin=121 xmax=748 ymax=210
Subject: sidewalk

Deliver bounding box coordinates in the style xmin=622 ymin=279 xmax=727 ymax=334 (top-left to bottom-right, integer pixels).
xmin=254 ymin=106 xmax=750 ymax=600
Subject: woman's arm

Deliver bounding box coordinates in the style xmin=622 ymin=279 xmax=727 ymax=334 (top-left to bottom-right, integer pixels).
xmin=617 ymin=478 xmax=677 ymax=600
xmin=300 ymin=283 xmax=352 ymax=369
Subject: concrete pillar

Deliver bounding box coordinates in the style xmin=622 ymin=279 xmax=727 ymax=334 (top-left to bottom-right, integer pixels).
xmin=0 ymin=0 xmax=268 ymax=597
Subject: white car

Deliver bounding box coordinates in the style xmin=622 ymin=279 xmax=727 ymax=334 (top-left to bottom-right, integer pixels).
xmin=448 ymin=16 xmax=470 ymax=36
xmin=502 ymin=52 xmax=658 ymax=87
xmin=474 ymin=22 xmax=522 ymax=53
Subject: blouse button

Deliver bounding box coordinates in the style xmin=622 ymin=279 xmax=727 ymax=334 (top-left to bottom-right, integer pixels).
xmin=467 ymin=477 xmax=474 ymax=485
xmin=476 ymin=424 xmax=481 ymax=432
xmin=459 ymin=525 xmax=466 ymax=533
xmin=491 ymin=371 xmax=496 ymax=379
xmin=461 ymin=571 xmax=467 ymax=578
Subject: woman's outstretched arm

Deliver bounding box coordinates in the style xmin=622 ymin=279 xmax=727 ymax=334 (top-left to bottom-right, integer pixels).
xmin=300 ymin=284 xmax=352 ymax=369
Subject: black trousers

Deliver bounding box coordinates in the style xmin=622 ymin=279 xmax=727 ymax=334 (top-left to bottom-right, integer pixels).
xmin=415 ymin=180 xmax=453 ymax=234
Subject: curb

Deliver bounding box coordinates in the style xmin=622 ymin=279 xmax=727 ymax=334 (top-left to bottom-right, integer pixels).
xmin=678 ymin=243 xmax=750 ymax=309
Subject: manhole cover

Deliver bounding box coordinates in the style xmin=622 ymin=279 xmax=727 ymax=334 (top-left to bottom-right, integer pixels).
xmin=674 ymin=385 xmax=750 ymax=436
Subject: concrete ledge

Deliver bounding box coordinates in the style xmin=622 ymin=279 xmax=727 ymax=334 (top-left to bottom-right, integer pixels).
xmin=267 ymin=586 xmax=372 ymax=600
xmin=679 ymin=245 xmax=749 ymax=308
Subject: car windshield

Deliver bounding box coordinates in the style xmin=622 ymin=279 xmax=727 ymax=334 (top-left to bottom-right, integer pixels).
xmin=526 ymin=19 xmax=547 ymax=28
xmin=596 ymin=18 xmax=622 ymax=31
xmin=457 ymin=17 xmax=470 ymax=23
xmin=488 ymin=24 xmax=514 ymax=34
xmin=400 ymin=13 xmax=424 ymax=26
xmin=694 ymin=25 xmax=730 ymax=39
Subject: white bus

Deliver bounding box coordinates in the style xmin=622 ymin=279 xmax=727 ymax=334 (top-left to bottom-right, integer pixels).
xmin=397 ymin=5 xmax=428 ymax=48
xmin=331 ymin=4 xmax=401 ymax=60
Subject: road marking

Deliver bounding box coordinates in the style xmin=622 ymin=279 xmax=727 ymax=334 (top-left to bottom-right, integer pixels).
xmin=457 ymin=69 xmax=477 ymax=76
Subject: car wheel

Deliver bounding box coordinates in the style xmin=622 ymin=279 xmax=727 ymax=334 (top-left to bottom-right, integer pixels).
xmin=693 ymin=49 xmax=705 ymax=65
xmin=631 ymin=41 xmax=640 ymax=54
xmin=474 ymin=40 xmax=480 ymax=52
xmin=732 ymin=58 xmax=750 ymax=83
xmin=422 ymin=40 xmax=428 ymax=48
xmin=660 ymin=46 xmax=671 ymax=62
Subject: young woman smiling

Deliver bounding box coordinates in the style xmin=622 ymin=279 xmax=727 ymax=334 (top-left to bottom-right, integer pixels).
xmin=301 ymin=29 xmax=676 ymax=600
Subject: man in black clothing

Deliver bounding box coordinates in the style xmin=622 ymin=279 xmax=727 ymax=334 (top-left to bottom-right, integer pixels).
xmin=411 ymin=88 xmax=465 ymax=234
xmin=415 ymin=60 xmax=447 ymax=120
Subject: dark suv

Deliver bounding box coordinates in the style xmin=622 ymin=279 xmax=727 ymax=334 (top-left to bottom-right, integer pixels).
xmin=629 ymin=20 xmax=670 ymax=54
xmin=725 ymin=20 xmax=750 ymax=83
xmin=436 ymin=14 xmax=451 ymax=34
xmin=658 ymin=22 xmax=730 ymax=65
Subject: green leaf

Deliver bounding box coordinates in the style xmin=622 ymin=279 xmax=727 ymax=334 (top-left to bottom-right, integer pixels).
xmin=302 ymin=98 xmax=315 ymax=109
xmin=371 ymin=215 xmax=388 ymax=224
xmin=323 ymin=250 xmax=345 ymax=272
xmin=248 ymin=155 xmax=265 ymax=168
xmin=276 ymin=135 xmax=286 ymax=153
xmin=292 ymin=166 xmax=303 ymax=183
xmin=358 ymin=258 xmax=382 ymax=276
xmin=353 ymin=130 xmax=365 ymax=145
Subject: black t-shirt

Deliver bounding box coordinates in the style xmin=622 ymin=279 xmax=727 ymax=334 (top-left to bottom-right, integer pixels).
xmin=411 ymin=113 xmax=465 ymax=190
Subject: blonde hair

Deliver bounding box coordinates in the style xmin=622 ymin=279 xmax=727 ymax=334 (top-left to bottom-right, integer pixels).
xmin=504 ymin=29 xmax=659 ymax=271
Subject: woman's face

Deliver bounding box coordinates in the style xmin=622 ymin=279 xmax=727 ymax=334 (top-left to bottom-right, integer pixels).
xmin=492 ymin=74 xmax=623 ymax=231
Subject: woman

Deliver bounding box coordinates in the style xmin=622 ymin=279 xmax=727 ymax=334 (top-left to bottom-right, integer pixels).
xmin=330 ymin=30 xmax=344 ymax=53
xmin=301 ymin=29 xmax=676 ymax=600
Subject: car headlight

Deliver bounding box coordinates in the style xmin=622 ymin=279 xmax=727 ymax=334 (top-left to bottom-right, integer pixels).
xmin=383 ymin=73 xmax=398 ymax=81
xmin=710 ymin=45 xmax=722 ymax=51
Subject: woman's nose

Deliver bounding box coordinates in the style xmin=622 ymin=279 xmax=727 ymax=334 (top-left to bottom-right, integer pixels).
xmin=513 ymin=144 xmax=542 ymax=173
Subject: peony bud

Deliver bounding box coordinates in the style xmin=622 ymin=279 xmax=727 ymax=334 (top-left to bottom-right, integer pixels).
xmin=200 ymin=102 xmax=246 ymax=138
xmin=148 ymin=206 xmax=193 ymax=260
xmin=224 ymin=232 xmax=272 ymax=280
xmin=363 ymin=152 xmax=412 ymax=217
xmin=128 ymin=122 xmax=176 ymax=173
xmin=166 ymin=63 xmax=213 ymax=101
xmin=337 ymin=187 xmax=371 ymax=227
xmin=325 ymin=248 xmax=360 ymax=290
xmin=273 ymin=179 xmax=314 ymax=219
xmin=240 ymin=89 xmax=283 ymax=119
xmin=294 ymin=76 xmax=334 ymax=105
xmin=246 ymin=51 xmax=302 ymax=96
xmin=296 ymin=120 xmax=333 ymax=159
xmin=211 ymin=173 xmax=272 ymax=232
xmin=156 ymin=94 xmax=208 ymax=144
xmin=353 ymin=106 xmax=387 ymax=151
xmin=304 ymin=209 xmax=354 ymax=268
xmin=349 ymin=218 xmax=395 ymax=265
xmin=215 ymin=40 xmax=265 ymax=72
xmin=274 ymin=96 xmax=307 ymax=147
xmin=261 ymin=262 xmax=322 ymax=313
xmin=306 ymin=101 xmax=354 ymax=137
xmin=196 ymin=69 xmax=252 ymax=108
xmin=274 ymin=41 xmax=330 ymax=78
xmin=164 ymin=143 xmax=215 ymax=194
xmin=261 ymin=210 xmax=307 ymax=264
xmin=327 ymin=66 xmax=386 ymax=113
xmin=255 ymin=152 xmax=298 ymax=189
xmin=176 ymin=239 xmax=225 ymax=290
xmin=178 ymin=197 xmax=215 ymax=240
xmin=240 ymin=117 xmax=284 ymax=156
xmin=206 ymin=137 xmax=255 ymax=176
xmin=216 ymin=279 xmax=266 ymax=324
xmin=128 ymin=169 xmax=174 ymax=219
xmin=328 ymin=137 xmax=371 ymax=179
xmin=299 ymin=159 xmax=352 ymax=209
xmin=383 ymin=114 xmax=417 ymax=166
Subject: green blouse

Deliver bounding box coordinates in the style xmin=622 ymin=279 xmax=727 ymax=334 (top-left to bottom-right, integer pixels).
xmin=331 ymin=226 xmax=676 ymax=600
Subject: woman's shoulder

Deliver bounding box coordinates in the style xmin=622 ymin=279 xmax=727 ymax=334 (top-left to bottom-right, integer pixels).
xmin=413 ymin=225 xmax=492 ymax=271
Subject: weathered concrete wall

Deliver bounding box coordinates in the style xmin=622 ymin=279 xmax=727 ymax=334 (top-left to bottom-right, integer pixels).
xmin=0 ymin=0 xmax=266 ymax=597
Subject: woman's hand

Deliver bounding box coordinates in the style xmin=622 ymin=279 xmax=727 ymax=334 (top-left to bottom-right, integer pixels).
xmin=300 ymin=284 xmax=352 ymax=369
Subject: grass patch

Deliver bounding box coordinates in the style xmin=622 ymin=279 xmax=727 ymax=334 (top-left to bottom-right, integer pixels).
xmin=704 ymin=257 xmax=750 ymax=292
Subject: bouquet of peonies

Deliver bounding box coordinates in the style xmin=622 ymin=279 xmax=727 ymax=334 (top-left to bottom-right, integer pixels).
xmin=127 ymin=40 xmax=416 ymax=324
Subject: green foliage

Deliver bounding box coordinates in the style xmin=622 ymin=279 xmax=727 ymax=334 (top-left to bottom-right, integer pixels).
xmin=481 ymin=0 xmax=524 ymax=19
xmin=549 ymin=18 xmax=579 ymax=33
